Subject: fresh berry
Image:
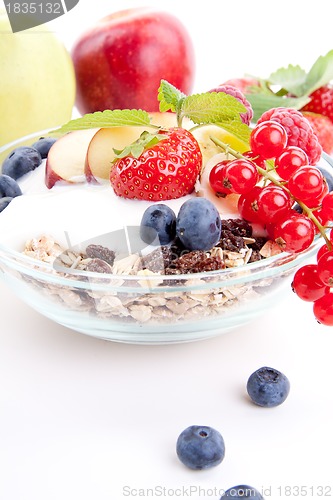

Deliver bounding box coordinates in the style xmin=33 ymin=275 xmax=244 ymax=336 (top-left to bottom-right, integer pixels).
xmin=237 ymin=186 xmax=262 ymax=223
xmin=221 ymin=159 xmax=259 ymax=194
xmin=317 ymin=250 xmax=333 ymax=286
xmin=109 ymin=128 xmax=202 ymax=202
xmin=287 ymin=166 xmax=325 ymax=206
xmin=32 ymin=136 xmax=58 ymax=158
xmin=176 ymin=198 xmax=221 ymax=251
xmin=0 ymin=174 xmax=22 ymax=199
xmin=0 ymin=197 xmax=13 ymax=213
xmin=313 ymin=292 xmax=333 ymax=326
xmin=316 ymin=163 xmax=333 ymax=191
xmin=2 ymin=146 xmax=42 ymax=180
xmin=275 ymin=146 xmax=309 ymax=180
xmin=222 ymin=77 xmax=261 ymax=95
xmin=140 ymin=204 xmax=176 ymax=245
xmin=208 ymin=84 xmax=253 ymax=125
xmin=301 ymin=111 xmax=333 ymax=155
xmin=209 ymin=160 xmax=232 ymax=196
xmin=292 ymin=264 xmax=329 ymax=302
xmin=320 ymin=191 xmax=333 ymax=220
xmin=250 ymin=120 xmax=288 ymax=159
xmin=256 ymin=184 xmax=292 ymax=224
xmin=221 ymin=485 xmax=263 ymax=499
xmin=176 ymin=425 xmax=225 ymax=470
xmin=257 ymin=107 xmax=322 ymax=165
xmin=247 ymin=366 xmax=290 ymax=407
xmin=301 ymin=84 xmax=333 ymax=123
xmin=274 ymin=214 xmax=315 ymax=253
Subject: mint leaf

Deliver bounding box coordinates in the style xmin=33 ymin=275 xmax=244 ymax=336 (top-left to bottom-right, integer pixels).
xmin=158 ymin=79 xmax=186 ymax=113
xmin=268 ymin=64 xmax=307 ymax=97
xmin=302 ymin=49 xmax=333 ymax=95
xmin=180 ymin=92 xmax=246 ymax=125
xmin=245 ymin=92 xmax=310 ymax=122
xmin=54 ymin=109 xmax=154 ymax=134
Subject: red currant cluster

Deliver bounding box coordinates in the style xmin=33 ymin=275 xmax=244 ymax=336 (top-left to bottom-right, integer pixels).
xmin=209 ymin=119 xmax=333 ymax=326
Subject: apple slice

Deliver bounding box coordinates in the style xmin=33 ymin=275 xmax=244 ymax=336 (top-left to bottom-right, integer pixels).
xmin=45 ymin=128 xmax=99 ymax=189
xmin=85 ymin=112 xmax=193 ymax=182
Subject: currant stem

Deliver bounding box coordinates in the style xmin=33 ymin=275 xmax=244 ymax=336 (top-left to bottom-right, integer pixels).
xmin=210 ymin=135 xmax=333 ymax=251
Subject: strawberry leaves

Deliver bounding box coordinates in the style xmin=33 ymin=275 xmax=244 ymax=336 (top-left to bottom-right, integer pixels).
xmin=245 ymin=50 xmax=333 ymax=120
xmin=113 ymin=131 xmax=166 ymax=159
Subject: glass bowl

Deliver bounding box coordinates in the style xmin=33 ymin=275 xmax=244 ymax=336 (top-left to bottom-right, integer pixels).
xmin=0 ymin=131 xmax=329 ymax=344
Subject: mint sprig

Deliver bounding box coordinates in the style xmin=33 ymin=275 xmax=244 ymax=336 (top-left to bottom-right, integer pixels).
xmin=54 ymin=109 xmax=157 ymax=134
xmin=158 ymin=80 xmax=186 ymax=112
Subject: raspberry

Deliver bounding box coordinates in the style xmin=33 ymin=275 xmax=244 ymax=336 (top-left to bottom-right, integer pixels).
xmin=257 ymin=107 xmax=322 ymax=165
xmin=208 ymin=84 xmax=253 ymax=125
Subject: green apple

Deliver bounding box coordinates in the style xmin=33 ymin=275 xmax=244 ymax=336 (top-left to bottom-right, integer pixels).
xmin=0 ymin=10 xmax=76 ymax=148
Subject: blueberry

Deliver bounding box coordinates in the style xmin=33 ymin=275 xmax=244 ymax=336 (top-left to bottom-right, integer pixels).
xmin=0 ymin=197 xmax=13 ymax=213
xmin=221 ymin=485 xmax=264 ymax=499
xmin=32 ymin=136 xmax=57 ymax=158
xmin=2 ymin=146 xmax=42 ymax=180
xmin=247 ymin=366 xmax=290 ymax=407
xmin=0 ymin=174 xmax=22 ymax=199
xmin=140 ymin=204 xmax=176 ymax=245
xmin=176 ymin=425 xmax=225 ymax=470
xmin=176 ymin=198 xmax=221 ymax=251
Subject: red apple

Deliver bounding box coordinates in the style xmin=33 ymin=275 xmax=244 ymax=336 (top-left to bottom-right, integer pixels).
xmin=71 ymin=7 xmax=195 ymax=115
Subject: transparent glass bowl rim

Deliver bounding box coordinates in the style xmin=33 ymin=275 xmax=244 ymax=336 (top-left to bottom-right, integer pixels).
xmin=0 ymin=129 xmax=328 ymax=293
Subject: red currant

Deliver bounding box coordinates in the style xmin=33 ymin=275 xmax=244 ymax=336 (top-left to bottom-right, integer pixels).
xmin=222 ymin=159 xmax=259 ymax=195
xmin=317 ymin=244 xmax=331 ymax=262
xmin=275 ymin=146 xmax=309 ymax=180
xmin=250 ymin=120 xmax=288 ymax=160
xmin=317 ymin=250 xmax=333 ymax=286
xmin=313 ymin=292 xmax=333 ymax=326
xmin=292 ymin=264 xmax=329 ymax=302
xmin=274 ymin=214 xmax=315 ymax=253
xmin=320 ymin=191 xmax=333 ymax=221
xmin=313 ymin=208 xmax=331 ymax=229
xmin=243 ymin=150 xmax=266 ymax=169
xmin=287 ymin=166 xmax=325 ymax=205
xmin=209 ymin=161 xmax=232 ymax=196
xmin=238 ymin=186 xmax=263 ymax=223
xmin=256 ymin=185 xmax=292 ymax=224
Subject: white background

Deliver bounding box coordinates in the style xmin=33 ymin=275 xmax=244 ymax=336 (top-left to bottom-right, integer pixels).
xmin=1 ymin=1 xmax=333 ymax=499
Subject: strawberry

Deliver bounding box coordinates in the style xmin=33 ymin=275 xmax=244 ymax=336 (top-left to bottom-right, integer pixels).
xmin=110 ymin=128 xmax=202 ymax=201
xmin=301 ymin=84 xmax=333 ymax=123
xmin=301 ymin=111 xmax=333 ymax=155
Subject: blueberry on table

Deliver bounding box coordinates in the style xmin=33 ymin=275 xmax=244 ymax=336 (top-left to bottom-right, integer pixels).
xmin=0 ymin=174 xmax=22 ymax=199
xmin=176 ymin=198 xmax=222 ymax=251
xmin=32 ymin=136 xmax=57 ymax=158
xmin=247 ymin=366 xmax=290 ymax=407
xmin=221 ymin=484 xmax=264 ymax=499
xmin=2 ymin=146 xmax=42 ymax=180
xmin=176 ymin=424 xmax=225 ymax=470
xmin=140 ymin=204 xmax=176 ymax=245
